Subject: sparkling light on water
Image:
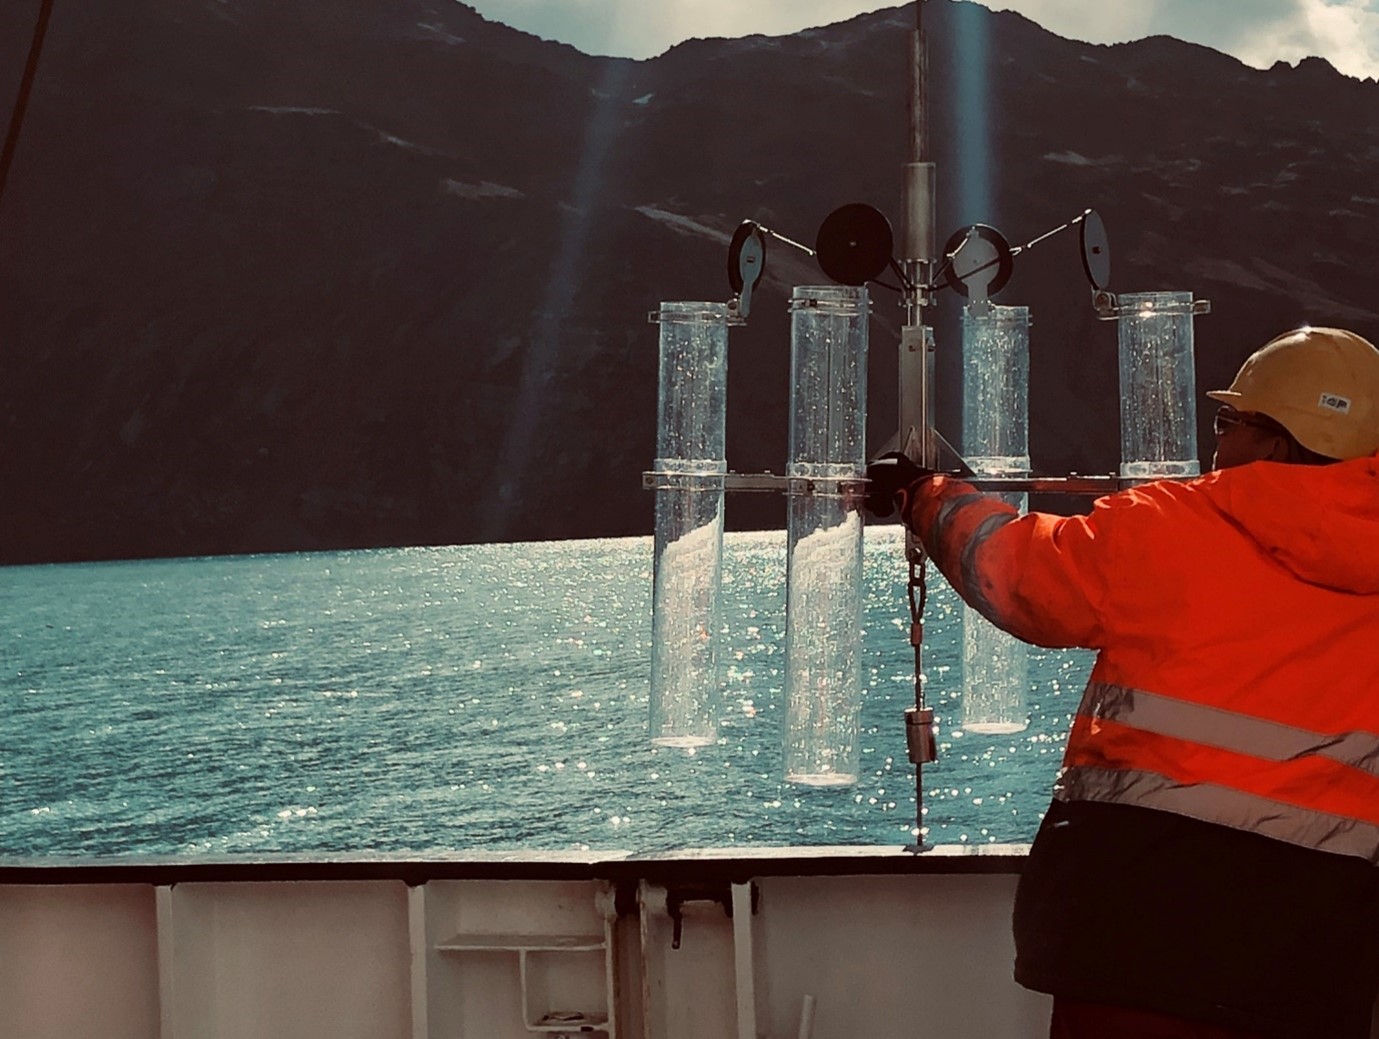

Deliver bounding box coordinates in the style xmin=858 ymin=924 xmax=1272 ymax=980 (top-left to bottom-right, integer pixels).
xmin=784 ymin=510 xmax=864 ymax=787
xmin=0 ymin=530 xmax=1091 ymax=858
xmin=650 ymin=497 xmax=723 ymax=747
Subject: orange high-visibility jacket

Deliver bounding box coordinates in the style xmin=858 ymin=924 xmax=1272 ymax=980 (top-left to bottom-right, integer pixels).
xmin=905 ymin=453 xmax=1379 ymax=863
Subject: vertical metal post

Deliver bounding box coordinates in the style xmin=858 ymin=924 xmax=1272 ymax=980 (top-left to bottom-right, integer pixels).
xmin=902 ymin=2 xmax=936 ymax=337
xmin=900 ymin=0 xmax=938 ymax=849
xmin=901 ymin=0 xmax=936 ymax=467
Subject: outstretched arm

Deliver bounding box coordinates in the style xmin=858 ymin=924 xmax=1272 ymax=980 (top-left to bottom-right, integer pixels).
xmin=901 ymin=475 xmax=1110 ymax=650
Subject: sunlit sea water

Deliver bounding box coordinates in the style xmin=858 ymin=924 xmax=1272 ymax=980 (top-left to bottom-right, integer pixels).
xmin=0 ymin=529 xmax=1091 ymax=858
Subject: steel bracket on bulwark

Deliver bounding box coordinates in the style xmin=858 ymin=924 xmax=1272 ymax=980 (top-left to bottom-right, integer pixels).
xmin=663 ymin=880 xmax=759 ymax=950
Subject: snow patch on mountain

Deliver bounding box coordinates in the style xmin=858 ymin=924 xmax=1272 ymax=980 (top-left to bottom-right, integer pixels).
xmin=1043 ymin=151 xmax=1095 ymax=166
xmin=372 ymin=129 xmax=440 ymax=154
xmin=416 ymin=22 xmax=465 ymax=45
xmin=249 ymin=106 xmax=338 ymax=116
xmin=635 ymin=206 xmax=730 ymax=243
xmin=444 ymin=180 xmax=525 ymax=200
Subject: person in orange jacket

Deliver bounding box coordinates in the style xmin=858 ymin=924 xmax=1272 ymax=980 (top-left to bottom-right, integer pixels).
xmin=866 ymin=326 xmax=1379 ymax=1039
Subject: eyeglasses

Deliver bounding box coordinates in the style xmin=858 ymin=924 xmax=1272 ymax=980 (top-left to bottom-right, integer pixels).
xmin=1213 ymin=408 xmax=1287 ymax=438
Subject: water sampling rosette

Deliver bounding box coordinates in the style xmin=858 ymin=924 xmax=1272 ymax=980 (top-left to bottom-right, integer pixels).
xmin=783 ymin=286 xmax=868 ymax=785
xmin=649 ymin=302 xmax=729 ymax=747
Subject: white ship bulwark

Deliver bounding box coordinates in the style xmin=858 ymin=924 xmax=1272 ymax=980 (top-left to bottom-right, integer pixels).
xmin=5 ymin=846 xmax=1379 ymax=1037
xmin=1 ymin=847 xmax=1045 ymax=1039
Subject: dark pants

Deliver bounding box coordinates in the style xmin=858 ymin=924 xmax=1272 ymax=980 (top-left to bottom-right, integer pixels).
xmin=1051 ymin=999 xmax=1270 ymax=1039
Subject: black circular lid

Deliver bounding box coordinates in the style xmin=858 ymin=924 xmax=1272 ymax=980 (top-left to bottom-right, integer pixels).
xmin=942 ymin=223 xmax=1013 ymax=299
xmin=814 ymin=203 xmax=894 ymax=286
xmin=727 ymin=221 xmax=767 ymax=295
xmin=1079 ymin=209 xmax=1111 ymax=291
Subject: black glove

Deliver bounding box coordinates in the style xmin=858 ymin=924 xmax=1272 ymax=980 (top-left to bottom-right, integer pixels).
xmin=864 ymin=452 xmax=936 ymax=518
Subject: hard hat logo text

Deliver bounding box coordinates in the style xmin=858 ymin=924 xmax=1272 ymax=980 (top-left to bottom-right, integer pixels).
xmin=1318 ymin=393 xmax=1352 ymax=414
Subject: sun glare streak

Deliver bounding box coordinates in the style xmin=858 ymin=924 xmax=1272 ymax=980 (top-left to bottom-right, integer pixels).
xmin=485 ymin=60 xmax=633 ymax=540
xmin=953 ymin=3 xmax=993 ymax=226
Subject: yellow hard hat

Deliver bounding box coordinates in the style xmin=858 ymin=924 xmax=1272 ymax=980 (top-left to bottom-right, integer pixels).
xmin=1207 ymin=326 xmax=1379 ymax=460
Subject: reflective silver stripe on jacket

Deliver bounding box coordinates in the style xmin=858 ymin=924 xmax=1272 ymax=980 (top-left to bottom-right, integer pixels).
xmin=926 ymin=492 xmax=985 ymax=551
xmin=1076 ymin=680 xmax=1379 ymax=780
xmin=1057 ymin=765 xmax=1379 ymax=864
xmin=960 ymin=511 xmax=1019 ymax=623
xmin=927 ymin=491 xmax=1017 ymax=628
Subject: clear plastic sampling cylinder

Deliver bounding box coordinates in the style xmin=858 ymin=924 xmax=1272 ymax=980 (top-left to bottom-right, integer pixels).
xmin=784 ymin=286 xmax=868 ymax=786
xmin=961 ymin=303 xmax=1030 ymax=734
xmin=962 ymin=304 xmax=1030 ymax=473
xmin=960 ymin=490 xmax=1030 ymax=734
xmin=650 ymin=302 xmax=729 ymax=747
xmin=1117 ymin=291 xmax=1201 ymax=480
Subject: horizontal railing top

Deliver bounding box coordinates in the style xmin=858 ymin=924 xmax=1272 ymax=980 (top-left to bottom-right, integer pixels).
xmin=0 ymin=843 xmax=1032 ymax=885
xmin=644 ymin=470 xmax=1176 ymax=495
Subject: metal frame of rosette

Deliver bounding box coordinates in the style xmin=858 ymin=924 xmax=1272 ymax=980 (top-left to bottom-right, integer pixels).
xmin=643 ymin=0 xmax=1211 ymax=850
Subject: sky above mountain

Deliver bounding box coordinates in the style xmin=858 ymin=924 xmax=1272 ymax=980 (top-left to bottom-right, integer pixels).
xmin=466 ymin=0 xmax=1379 ymax=79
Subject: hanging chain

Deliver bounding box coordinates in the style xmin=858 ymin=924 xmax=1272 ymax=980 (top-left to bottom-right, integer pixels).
xmin=904 ymin=533 xmax=937 ymax=850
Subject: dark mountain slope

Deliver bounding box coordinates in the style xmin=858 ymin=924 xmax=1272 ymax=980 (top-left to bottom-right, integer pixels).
xmin=1 ymin=0 xmax=1374 ymax=562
